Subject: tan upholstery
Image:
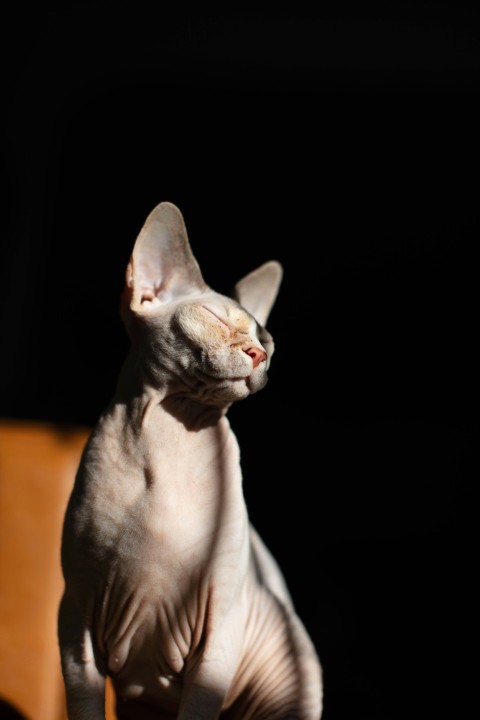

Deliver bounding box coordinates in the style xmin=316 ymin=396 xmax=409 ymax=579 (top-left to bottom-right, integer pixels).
xmin=0 ymin=419 xmax=116 ymax=720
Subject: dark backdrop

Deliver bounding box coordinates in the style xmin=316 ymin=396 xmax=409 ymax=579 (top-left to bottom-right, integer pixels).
xmin=1 ymin=5 xmax=479 ymax=720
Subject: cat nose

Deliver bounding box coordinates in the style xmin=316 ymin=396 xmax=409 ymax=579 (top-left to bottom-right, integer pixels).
xmin=242 ymin=345 xmax=267 ymax=368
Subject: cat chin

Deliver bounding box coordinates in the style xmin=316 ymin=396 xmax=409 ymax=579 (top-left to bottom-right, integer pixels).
xmin=219 ymin=373 xmax=268 ymax=402
xmin=203 ymin=378 xmax=252 ymax=405
xmin=246 ymin=373 xmax=268 ymax=395
xmin=220 ymin=382 xmax=251 ymax=403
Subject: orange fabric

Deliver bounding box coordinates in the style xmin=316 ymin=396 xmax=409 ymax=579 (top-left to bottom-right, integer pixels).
xmin=0 ymin=420 xmax=116 ymax=720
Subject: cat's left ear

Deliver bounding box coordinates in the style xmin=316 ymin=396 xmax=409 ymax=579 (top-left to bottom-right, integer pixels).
xmin=233 ymin=261 xmax=283 ymax=327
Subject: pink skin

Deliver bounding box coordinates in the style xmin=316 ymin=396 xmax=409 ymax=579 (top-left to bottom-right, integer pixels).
xmin=243 ymin=345 xmax=267 ymax=368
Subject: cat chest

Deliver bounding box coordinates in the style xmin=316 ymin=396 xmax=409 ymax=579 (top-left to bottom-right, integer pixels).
xmin=82 ymin=472 xmax=244 ymax=565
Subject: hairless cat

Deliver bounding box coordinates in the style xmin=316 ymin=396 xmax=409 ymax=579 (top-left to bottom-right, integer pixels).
xmin=58 ymin=202 xmax=323 ymax=719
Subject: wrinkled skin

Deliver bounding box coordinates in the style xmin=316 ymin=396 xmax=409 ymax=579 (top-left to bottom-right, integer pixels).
xmin=58 ymin=202 xmax=323 ymax=719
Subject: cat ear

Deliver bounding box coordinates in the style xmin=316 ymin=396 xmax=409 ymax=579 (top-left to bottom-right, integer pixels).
xmin=126 ymin=202 xmax=207 ymax=309
xmin=233 ymin=261 xmax=283 ymax=327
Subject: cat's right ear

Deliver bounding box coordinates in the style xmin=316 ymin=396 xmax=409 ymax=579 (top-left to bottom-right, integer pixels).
xmin=124 ymin=202 xmax=207 ymax=314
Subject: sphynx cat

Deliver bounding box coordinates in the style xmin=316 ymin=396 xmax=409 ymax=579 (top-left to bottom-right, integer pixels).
xmin=58 ymin=202 xmax=323 ymax=719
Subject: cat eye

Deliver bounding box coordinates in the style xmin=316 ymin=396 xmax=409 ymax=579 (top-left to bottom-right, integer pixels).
xmin=200 ymin=305 xmax=230 ymax=330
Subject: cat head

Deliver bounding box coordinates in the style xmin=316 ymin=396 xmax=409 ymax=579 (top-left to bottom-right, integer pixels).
xmin=120 ymin=202 xmax=283 ymax=406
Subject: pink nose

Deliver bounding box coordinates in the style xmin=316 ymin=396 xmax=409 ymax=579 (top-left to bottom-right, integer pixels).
xmin=243 ymin=346 xmax=267 ymax=369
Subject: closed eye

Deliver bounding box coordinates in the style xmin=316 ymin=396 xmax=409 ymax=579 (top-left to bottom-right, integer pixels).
xmin=201 ymin=305 xmax=231 ymax=330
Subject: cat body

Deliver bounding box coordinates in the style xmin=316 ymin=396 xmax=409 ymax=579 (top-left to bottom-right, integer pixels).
xmin=58 ymin=202 xmax=322 ymax=719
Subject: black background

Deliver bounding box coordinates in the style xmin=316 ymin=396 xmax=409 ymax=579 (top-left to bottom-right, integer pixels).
xmin=1 ymin=5 xmax=479 ymax=719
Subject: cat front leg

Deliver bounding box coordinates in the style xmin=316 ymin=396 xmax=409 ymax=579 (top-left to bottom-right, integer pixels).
xmin=58 ymin=592 xmax=107 ymax=720
xmin=177 ymin=608 xmax=245 ymax=720
xmin=177 ymin=658 xmax=234 ymax=720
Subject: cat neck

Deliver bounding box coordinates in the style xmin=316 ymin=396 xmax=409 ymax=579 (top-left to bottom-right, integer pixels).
xmin=112 ymin=349 xmax=231 ymax=433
